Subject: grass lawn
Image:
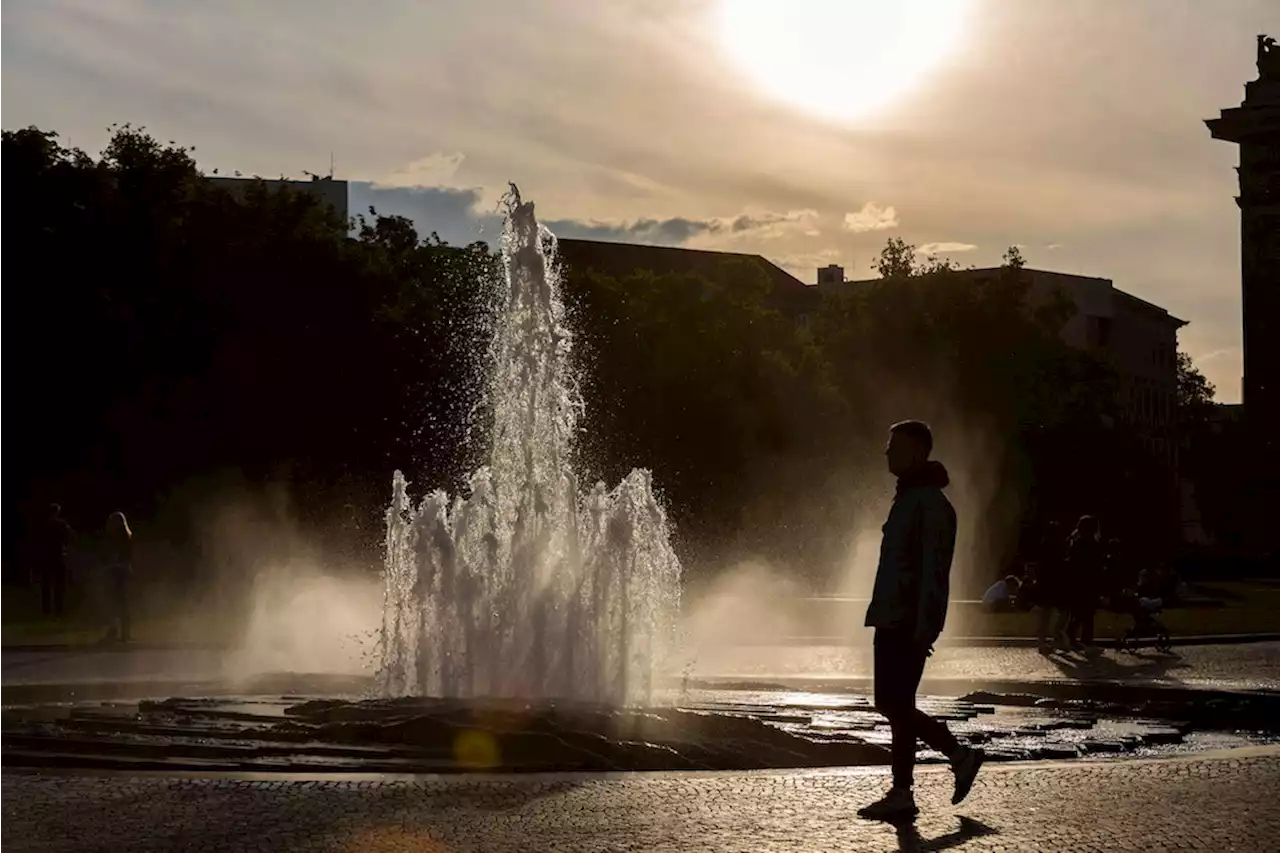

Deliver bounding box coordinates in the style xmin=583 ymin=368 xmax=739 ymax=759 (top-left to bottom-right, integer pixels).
xmin=2 ymin=584 xmax=237 ymax=648
xmin=5 ymin=579 xmax=1278 ymax=649
xmin=966 ymin=579 xmax=1280 ymax=639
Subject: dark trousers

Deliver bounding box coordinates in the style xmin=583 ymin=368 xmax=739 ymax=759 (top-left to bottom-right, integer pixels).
xmin=108 ymin=575 xmax=131 ymax=641
xmin=874 ymin=628 xmax=960 ymax=789
xmin=41 ymin=570 xmax=67 ymax=617
xmin=1069 ymin=607 xmax=1096 ymax=645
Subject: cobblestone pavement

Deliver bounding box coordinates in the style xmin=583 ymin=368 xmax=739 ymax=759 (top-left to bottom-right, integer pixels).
xmin=4 ymin=748 xmax=1278 ymax=852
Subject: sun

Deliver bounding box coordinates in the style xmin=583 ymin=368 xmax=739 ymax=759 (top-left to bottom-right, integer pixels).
xmin=713 ymin=0 xmax=973 ymax=123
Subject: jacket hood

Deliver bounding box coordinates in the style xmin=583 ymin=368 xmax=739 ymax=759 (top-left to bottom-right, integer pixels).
xmin=898 ymin=459 xmax=950 ymax=491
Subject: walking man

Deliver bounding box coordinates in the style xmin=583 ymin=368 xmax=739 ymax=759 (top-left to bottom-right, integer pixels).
xmin=858 ymin=420 xmax=984 ymax=821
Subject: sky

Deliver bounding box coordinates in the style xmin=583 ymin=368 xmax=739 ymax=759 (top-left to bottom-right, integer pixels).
xmin=4 ymin=0 xmax=1275 ymax=402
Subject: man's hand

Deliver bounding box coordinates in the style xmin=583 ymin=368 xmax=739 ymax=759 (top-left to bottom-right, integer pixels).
xmin=915 ymin=632 xmax=939 ymax=658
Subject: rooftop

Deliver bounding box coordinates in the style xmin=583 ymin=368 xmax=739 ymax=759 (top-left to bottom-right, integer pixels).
xmin=554 ymin=238 xmax=813 ymax=312
xmin=556 ymin=238 xmax=806 ymax=288
xmin=835 ymin=266 xmax=1187 ymax=328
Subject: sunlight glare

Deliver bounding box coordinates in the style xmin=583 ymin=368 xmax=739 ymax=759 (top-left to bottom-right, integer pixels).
xmin=713 ymin=0 xmax=973 ymax=123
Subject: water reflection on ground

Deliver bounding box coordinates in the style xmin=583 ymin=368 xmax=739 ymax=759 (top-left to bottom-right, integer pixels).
xmin=4 ymin=684 xmax=1275 ymax=775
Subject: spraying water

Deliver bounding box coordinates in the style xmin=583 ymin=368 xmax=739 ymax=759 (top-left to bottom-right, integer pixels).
xmin=378 ymin=186 xmax=682 ymax=704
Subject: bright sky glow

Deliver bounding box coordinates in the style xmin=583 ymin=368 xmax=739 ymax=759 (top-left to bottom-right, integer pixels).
xmin=714 ymin=0 xmax=974 ymax=122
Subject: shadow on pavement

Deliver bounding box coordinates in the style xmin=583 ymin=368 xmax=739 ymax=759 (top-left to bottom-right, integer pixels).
xmin=894 ymin=815 xmax=998 ymax=852
xmin=1045 ymin=648 xmax=1190 ymax=687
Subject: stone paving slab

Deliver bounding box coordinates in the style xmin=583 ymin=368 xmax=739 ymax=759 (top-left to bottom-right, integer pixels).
xmin=4 ymin=748 xmax=1278 ymax=852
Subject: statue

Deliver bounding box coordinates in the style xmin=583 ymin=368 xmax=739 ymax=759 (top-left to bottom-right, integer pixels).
xmin=1259 ymin=34 xmax=1280 ymax=81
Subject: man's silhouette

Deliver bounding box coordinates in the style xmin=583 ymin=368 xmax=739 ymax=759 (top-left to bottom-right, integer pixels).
xmin=858 ymin=420 xmax=984 ymax=821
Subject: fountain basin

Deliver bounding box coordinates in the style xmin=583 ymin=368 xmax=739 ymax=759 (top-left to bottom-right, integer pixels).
xmin=5 ymin=686 xmax=1276 ymax=774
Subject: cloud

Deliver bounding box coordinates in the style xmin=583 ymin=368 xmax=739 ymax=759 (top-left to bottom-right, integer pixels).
xmin=1193 ymin=347 xmax=1238 ymax=365
xmin=378 ymin=152 xmax=466 ymax=188
xmin=0 ymin=0 xmax=1254 ymax=402
xmin=545 ymin=208 xmax=822 ymax=245
xmin=842 ymin=202 xmax=899 ymax=233
xmin=728 ymin=209 xmax=821 ymax=238
xmin=343 ymin=186 xmax=825 ymax=252
xmin=348 ymin=182 xmax=502 ymax=246
xmin=545 ymin=216 xmax=721 ymax=245
xmin=917 ymin=241 xmax=977 ymax=255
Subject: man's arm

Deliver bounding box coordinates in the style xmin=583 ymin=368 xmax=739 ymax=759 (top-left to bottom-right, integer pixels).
xmin=915 ymin=496 xmax=957 ymax=646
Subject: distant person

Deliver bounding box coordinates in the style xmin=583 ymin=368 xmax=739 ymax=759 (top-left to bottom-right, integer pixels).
xmin=858 ymin=420 xmax=984 ymax=822
xmin=981 ymin=575 xmax=1021 ymax=612
xmin=1033 ymin=522 xmax=1072 ymax=653
xmin=1065 ymin=516 xmax=1106 ymax=649
xmin=1160 ymin=567 xmax=1189 ymax=606
xmin=1136 ymin=566 xmax=1166 ymax=612
xmin=101 ymin=511 xmax=134 ymax=643
xmin=39 ymin=504 xmax=74 ymax=618
xmin=1103 ymin=538 xmax=1130 ymax=606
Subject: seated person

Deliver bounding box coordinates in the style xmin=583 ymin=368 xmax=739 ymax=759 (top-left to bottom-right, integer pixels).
xmin=1135 ymin=568 xmax=1165 ymax=611
xmin=981 ymin=575 xmax=1021 ymax=612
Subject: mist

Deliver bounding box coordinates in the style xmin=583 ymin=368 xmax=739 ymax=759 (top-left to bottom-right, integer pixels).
xmin=110 ymin=476 xmax=385 ymax=679
xmin=675 ymin=374 xmax=1025 ymax=656
xmin=223 ymin=564 xmax=381 ymax=681
xmin=136 ymin=365 xmax=1023 ymax=680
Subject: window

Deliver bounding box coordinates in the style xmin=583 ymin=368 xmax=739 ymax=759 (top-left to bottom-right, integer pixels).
xmin=1086 ymin=315 xmax=1113 ymax=348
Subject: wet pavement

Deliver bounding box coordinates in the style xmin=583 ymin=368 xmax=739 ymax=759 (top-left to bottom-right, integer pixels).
xmin=686 ymin=640 xmax=1280 ymax=694
xmin=5 ymin=748 xmax=1279 ymax=851
xmin=4 ymin=642 xmax=1280 ymax=850
xmin=9 ymin=690 xmax=1273 ymax=774
xmin=5 ymin=642 xmax=1279 ymax=696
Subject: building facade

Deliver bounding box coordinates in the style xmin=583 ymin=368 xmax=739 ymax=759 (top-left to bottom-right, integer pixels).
xmin=980 ymin=268 xmax=1185 ymax=469
xmin=1205 ymin=34 xmax=1280 ymax=464
xmin=1205 ymin=34 xmax=1280 ymax=559
xmin=823 ymin=266 xmax=1186 ymax=440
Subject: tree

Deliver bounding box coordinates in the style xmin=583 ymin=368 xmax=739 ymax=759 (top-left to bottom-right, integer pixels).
xmin=1 ymin=123 xmax=494 ymax=583
xmin=1176 ymin=350 xmax=1217 ymax=428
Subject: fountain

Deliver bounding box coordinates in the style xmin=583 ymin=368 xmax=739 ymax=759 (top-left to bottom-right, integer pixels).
xmin=377 ymin=185 xmax=682 ymax=704
xmin=8 ymin=188 xmax=1276 ymax=774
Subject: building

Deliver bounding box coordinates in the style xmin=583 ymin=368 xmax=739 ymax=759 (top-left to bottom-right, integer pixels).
xmin=206 ymin=175 xmax=349 ymax=221
xmin=554 ymin=238 xmax=812 ymax=313
xmin=816 ymin=264 xmax=845 ymax=287
xmin=821 ymin=264 xmax=1188 ymax=550
xmin=1205 ymin=34 xmax=1280 ymax=464
xmin=1204 ymin=34 xmax=1280 ymax=560
xmin=822 ymin=267 xmax=1186 ymax=441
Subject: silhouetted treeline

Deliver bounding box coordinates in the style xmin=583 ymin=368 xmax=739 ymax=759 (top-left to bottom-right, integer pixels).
xmin=4 ymin=125 xmax=495 ymax=584
xmin=3 ymin=124 xmax=1190 ymax=591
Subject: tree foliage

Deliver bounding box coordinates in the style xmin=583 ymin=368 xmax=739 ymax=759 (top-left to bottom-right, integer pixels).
xmin=3 ymin=124 xmax=493 ymax=576
xmin=5 ymin=122 xmax=1177 ymax=588
xmin=1176 ymin=350 xmax=1218 ymax=428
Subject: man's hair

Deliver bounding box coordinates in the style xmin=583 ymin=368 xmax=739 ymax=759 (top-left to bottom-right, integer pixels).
xmin=889 ymin=419 xmax=933 ymax=456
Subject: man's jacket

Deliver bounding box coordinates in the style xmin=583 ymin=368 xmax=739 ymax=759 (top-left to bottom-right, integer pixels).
xmin=864 ymin=460 xmax=957 ymax=642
